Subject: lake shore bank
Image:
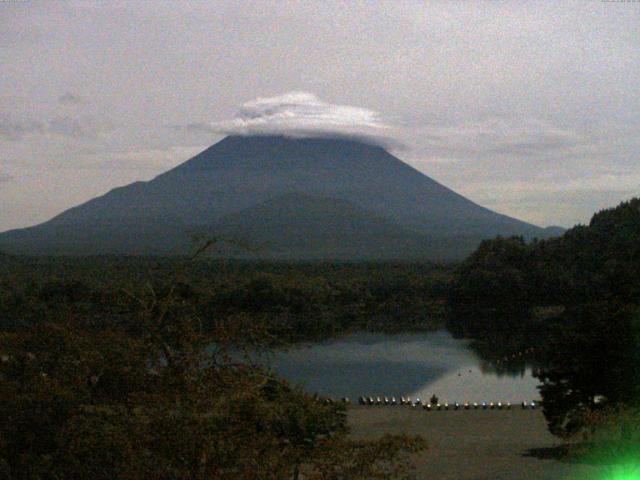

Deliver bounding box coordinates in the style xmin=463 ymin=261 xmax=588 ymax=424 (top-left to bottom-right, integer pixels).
xmin=347 ymin=406 xmax=603 ymax=479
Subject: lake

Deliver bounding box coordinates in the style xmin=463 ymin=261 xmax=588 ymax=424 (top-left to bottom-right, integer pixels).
xmin=263 ymin=331 xmax=541 ymax=403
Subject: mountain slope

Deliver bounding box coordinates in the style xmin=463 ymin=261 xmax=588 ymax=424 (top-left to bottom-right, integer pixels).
xmin=0 ymin=135 xmax=560 ymax=260
xmin=200 ymin=192 xmax=471 ymax=260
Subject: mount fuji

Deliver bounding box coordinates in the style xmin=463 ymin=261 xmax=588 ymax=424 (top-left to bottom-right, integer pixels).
xmin=0 ymin=135 xmax=561 ymax=260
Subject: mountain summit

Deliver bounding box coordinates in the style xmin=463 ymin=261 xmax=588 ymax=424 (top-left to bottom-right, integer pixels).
xmin=0 ymin=135 xmax=559 ymax=260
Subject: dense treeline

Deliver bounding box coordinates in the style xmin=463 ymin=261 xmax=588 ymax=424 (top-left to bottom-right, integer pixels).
xmin=448 ymin=198 xmax=640 ymax=437
xmin=0 ymin=258 xmax=451 ymax=339
xmin=0 ymin=254 xmax=426 ymax=479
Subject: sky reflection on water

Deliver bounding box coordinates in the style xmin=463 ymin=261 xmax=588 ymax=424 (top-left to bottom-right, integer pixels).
xmin=264 ymin=331 xmax=541 ymax=402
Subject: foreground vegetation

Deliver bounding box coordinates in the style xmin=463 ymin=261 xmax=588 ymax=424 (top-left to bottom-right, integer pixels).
xmin=0 ymin=252 xmax=426 ymax=479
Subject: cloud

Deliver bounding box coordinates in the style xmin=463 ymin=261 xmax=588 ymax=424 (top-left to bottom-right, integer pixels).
xmin=485 ymin=173 xmax=640 ymax=198
xmin=178 ymin=92 xmax=398 ymax=147
xmin=464 ymin=175 xmax=640 ymax=228
xmin=79 ymin=145 xmax=209 ymax=172
xmin=46 ymin=116 xmax=114 ymax=139
xmin=0 ymin=115 xmax=113 ymax=141
xmin=0 ymin=118 xmax=45 ymax=141
xmin=407 ymin=118 xmax=594 ymax=161
xmin=176 ymin=122 xmax=221 ymax=135
xmin=58 ymin=92 xmax=83 ymax=105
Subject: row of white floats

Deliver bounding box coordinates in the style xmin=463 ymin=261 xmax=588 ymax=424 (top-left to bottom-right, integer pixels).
xmin=355 ymin=397 xmax=538 ymax=410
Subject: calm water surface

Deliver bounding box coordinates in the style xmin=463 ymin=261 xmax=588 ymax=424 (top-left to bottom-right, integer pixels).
xmin=264 ymin=331 xmax=540 ymax=403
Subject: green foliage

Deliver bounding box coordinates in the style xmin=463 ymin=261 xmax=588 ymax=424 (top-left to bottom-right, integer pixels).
xmin=572 ymin=406 xmax=640 ymax=475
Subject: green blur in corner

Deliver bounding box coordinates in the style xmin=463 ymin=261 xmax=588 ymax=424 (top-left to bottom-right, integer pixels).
xmin=602 ymin=463 xmax=640 ymax=480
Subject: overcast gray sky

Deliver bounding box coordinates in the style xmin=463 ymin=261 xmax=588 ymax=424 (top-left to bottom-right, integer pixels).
xmin=1 ymin=0 xmax=639 ymax=231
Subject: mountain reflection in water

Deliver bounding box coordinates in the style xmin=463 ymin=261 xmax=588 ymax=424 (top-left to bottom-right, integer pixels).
xmin=263 ymin=331 xmax=541 ymax=402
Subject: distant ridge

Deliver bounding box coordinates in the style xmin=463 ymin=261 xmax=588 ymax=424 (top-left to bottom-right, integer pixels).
xmin=0 ymin=135 xmax=562 ymax=260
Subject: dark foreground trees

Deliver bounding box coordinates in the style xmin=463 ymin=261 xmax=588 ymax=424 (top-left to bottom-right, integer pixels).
xmin=537 ymin=304 xmax=640 ymax=436
xmin=447 ymin=198 xmax=640 ymax=438
xmin=0 ymin=263 xmax=424 ymax=480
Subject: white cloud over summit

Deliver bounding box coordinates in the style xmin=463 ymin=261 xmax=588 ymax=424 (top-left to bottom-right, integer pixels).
xmin=195 ymin=92 xmax=396 ymax=147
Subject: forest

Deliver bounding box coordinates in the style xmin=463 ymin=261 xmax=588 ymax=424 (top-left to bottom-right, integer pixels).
xmin=447 ymin=198 xmax=640 ymax=454
xmin=0 ymin=258 xmax=450 ymax=340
